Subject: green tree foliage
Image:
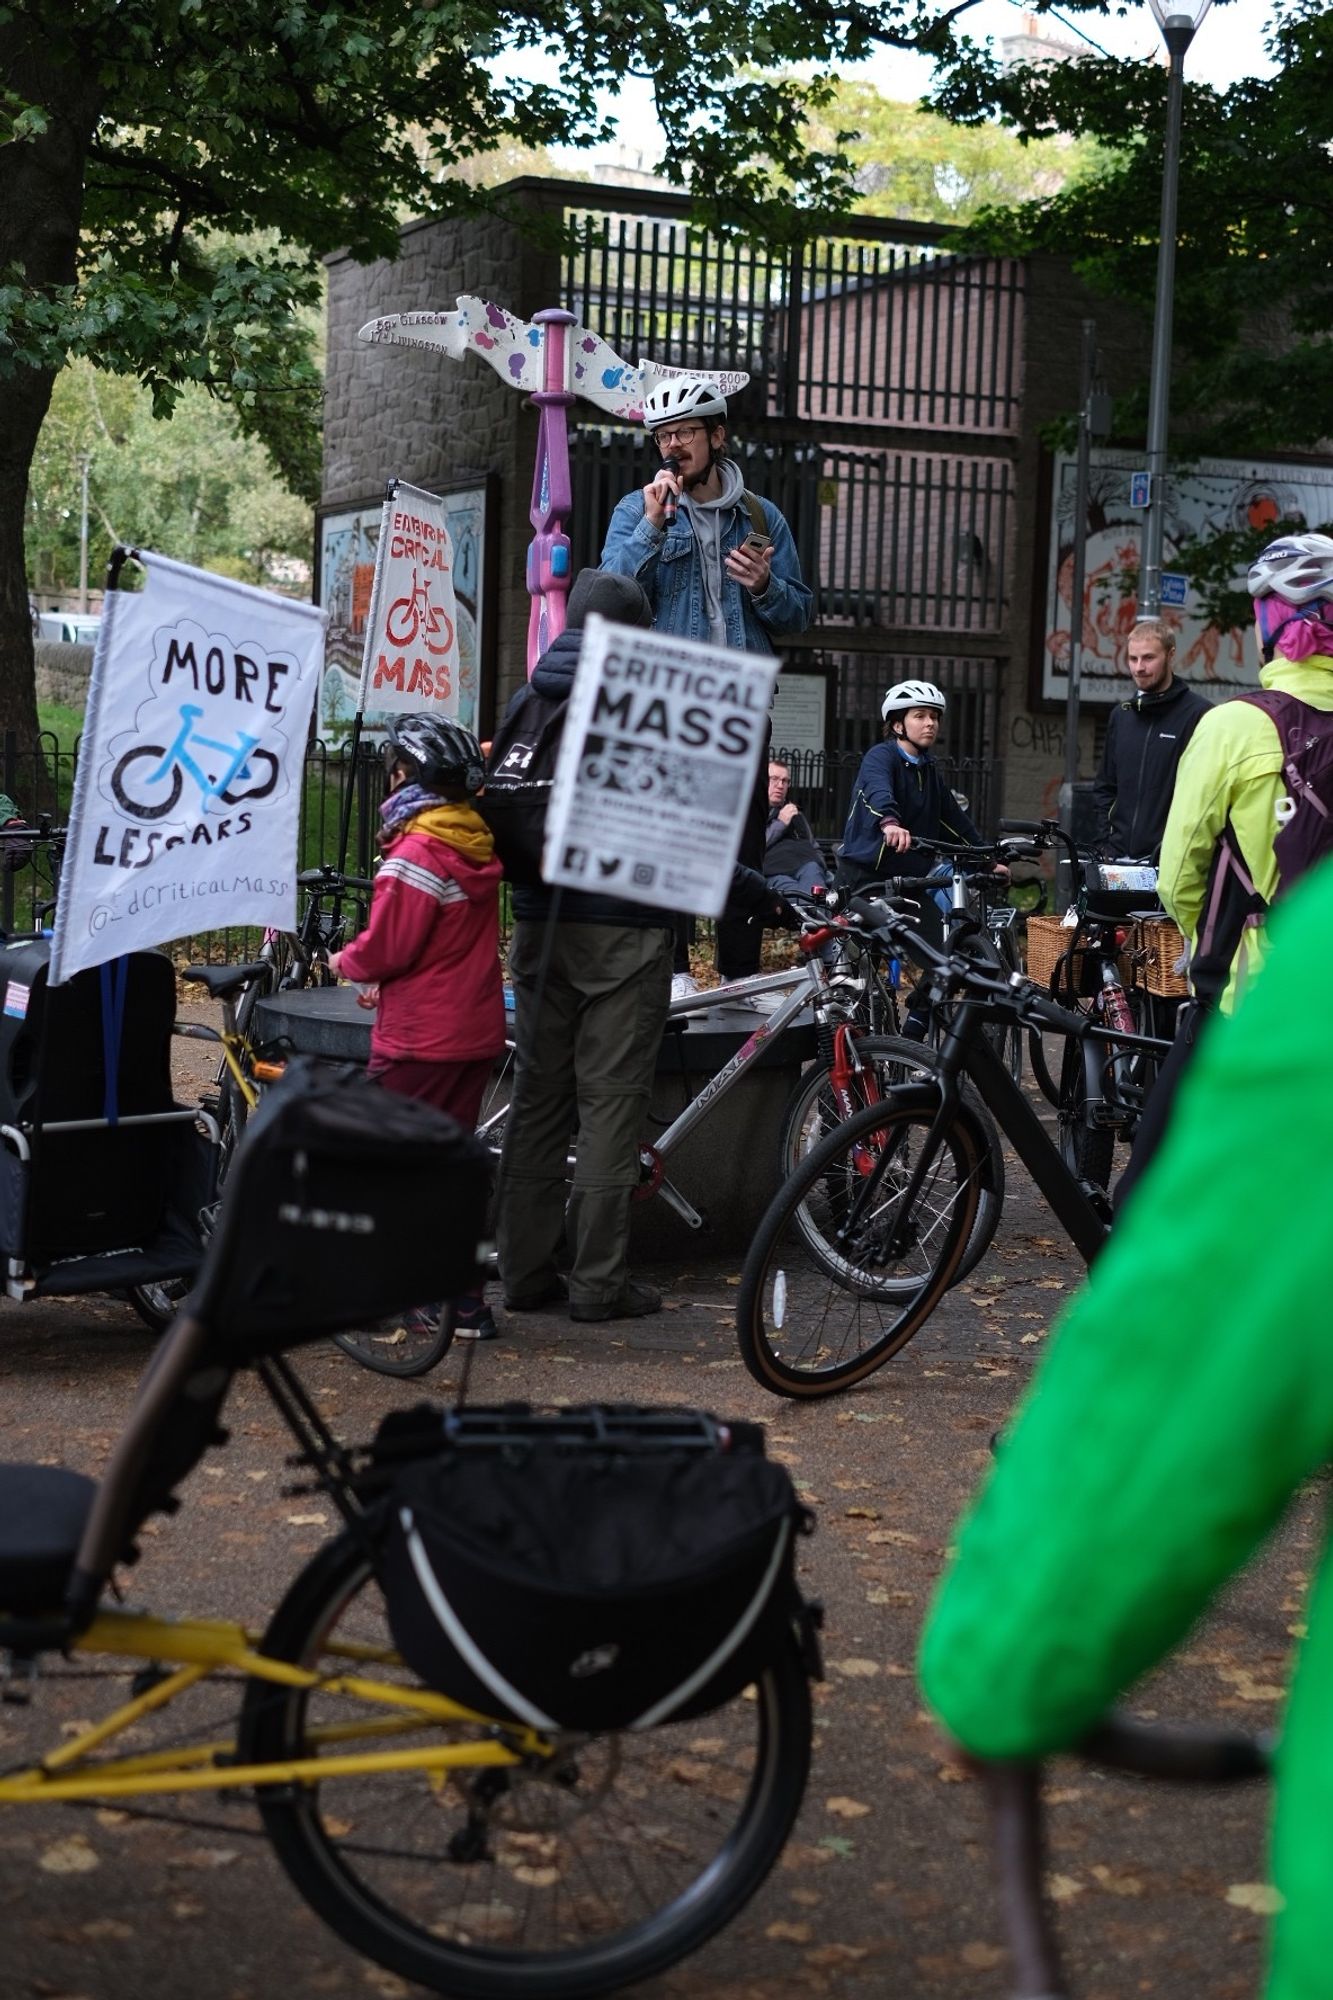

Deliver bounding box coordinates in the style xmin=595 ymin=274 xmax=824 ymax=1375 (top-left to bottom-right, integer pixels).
xmin=0 ymin=0 xmax=1025 ymax=743
xmin=806 ymin=81 xmax=1102 ymax=226
xmin=27 ymin=361 xmax=313 ymax=599
xmin=929 ymin=0 xmax=1331 ymax=622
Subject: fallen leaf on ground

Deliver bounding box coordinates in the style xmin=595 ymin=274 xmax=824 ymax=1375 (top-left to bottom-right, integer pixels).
xmin=765 ymin=1921 xmax=813 ymax=1944
xmin=39 ymin=1837 xmax=98 ymax=1875
xmin=1047 ymin=1874 xmax=1085 ymax=1902
xmin=825 ymin=1796 xmax=872 ymax=1819
xmin=286 ymin=1513 xmax=327 ymax=1527
xmin=960 ymin=1942 xmax=1006 ymax=1970
xmin=831 ymin=1658 xmax=881 ymax=1679
xmin=1226 ymin=1882 xmax=1284 ymax=1915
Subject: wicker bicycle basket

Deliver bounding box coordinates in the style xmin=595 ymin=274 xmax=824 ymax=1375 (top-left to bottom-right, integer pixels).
xmin=1132 ymin=917 xmax=1191 ymax=998
xmin=1023 ymin=915 xmax=1074 ymax=992
xmin=1024 ymin=915 xmax=1134 ymax=999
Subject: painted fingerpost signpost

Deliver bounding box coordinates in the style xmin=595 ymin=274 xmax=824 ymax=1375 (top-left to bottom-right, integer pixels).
xmin=52 ymin=552 xmax=326 ymax=983
xmin=356 ymin=294 xmax=749 ymax=674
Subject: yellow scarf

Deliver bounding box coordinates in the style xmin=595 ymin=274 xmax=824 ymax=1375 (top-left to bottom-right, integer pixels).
xmin=404 ymin=800 xmax=495 ymax=863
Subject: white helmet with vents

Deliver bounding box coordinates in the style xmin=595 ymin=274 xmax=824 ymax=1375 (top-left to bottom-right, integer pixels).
xmin=642 ymin=376 xmax=730 ymax=431
xmin=881 ymin=679 xmax=947 ymax=720
xmin=1247 ymin=534 xmax=1333 ymax=606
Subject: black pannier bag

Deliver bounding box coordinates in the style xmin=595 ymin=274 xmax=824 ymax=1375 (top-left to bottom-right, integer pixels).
xmin=186 ymin=1059 xmax=491 ymax=1356
xmin=378 ymin=1414 xmax=812 ymax=1732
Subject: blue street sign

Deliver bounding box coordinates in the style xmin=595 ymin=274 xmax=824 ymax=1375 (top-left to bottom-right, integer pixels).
xmin=1129 ymin=471 xmax=1151 ymax=509
xmin=1160 ymin=572 xmax=1188 ymax=606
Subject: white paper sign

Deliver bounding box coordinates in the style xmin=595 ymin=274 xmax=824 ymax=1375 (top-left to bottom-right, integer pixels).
xmin=51 ymin=552 xmax=326 ymax=983
xmin=357 ymin=481 xmax=461 ymax=715
xmin=543 ymin=617 xmax=779 ymax=918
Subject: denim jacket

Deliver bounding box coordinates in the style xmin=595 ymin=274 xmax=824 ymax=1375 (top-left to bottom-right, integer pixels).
xmin=599 ymin=490 xmax=812 ymax=654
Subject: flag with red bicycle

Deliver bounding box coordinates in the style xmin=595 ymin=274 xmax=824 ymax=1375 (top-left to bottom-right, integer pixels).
xmin=356 ymin=481 xmax=462 ymax=721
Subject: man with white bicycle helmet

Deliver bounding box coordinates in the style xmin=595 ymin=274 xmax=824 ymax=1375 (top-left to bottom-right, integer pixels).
xmin=1159 ymin=530 xmax=1333 ymax=1013
xmin=600 ymin=371 xmax=811 ymax=992
xmin=837 ymin=678 xmax=987 ymax=897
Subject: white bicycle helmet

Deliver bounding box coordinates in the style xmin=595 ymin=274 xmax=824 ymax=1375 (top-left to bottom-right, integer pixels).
xmin=881 ymin=679 xmax=947 ymax=721
xmin=1247 ymin=533 xmax=1333 ymax=606
xmin=642 ymin=376 xmax=729 ymax=432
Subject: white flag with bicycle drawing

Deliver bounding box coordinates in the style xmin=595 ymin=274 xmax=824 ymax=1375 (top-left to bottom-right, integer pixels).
xmin=50 ymin=551 xmax=326 ymax=984
xmin=355 ymin=482 xmax=461 ymax=718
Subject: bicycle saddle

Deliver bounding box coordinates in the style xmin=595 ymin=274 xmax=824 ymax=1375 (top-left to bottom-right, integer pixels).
xmin=0 ymin=1464 xmax=96 ymax=1615
xmin=181 ymin=961 xmax=272 ymax=1001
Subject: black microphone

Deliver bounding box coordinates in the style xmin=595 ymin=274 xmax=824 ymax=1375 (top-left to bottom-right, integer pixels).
xmin=661 ymin=456 xmax=680 ymax=526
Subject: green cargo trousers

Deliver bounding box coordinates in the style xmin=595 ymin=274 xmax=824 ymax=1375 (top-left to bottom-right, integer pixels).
xmin=496 ymin=920 xmax=673 ymax=1310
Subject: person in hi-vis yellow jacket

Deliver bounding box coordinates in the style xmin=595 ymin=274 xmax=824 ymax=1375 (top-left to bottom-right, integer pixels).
xmin=1159 ymin=534 xmax=1333 ymax=1013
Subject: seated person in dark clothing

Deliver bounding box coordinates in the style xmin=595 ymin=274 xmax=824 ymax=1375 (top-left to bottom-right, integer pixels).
xmin=1092 ymin=618 xmax=1208 ymax=861
xmin=763 ymin=760 xmax=831 ymax=903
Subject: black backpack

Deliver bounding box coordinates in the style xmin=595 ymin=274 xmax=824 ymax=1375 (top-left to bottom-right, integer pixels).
xmin=479 ymin=683 xmax=567 ymax=887
xmin=1192 ymin=689 xmax=1333 ymax=1003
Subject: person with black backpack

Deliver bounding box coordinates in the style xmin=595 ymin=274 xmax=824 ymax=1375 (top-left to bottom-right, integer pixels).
xmin=1159 ymin=533 xmax=1333 ymax=1014
xmin=488 ymin=567 xmax=796 ymax=1325
xmin=1116 ymin=533 xmax=1333 ymax=1214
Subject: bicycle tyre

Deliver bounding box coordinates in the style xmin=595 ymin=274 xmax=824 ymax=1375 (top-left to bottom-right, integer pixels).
xmin=332 ymin=1302 xmax=457 ymax=1377
xmin=242 ymin=1532 xmax=812 ymax=2000
xmin=738 ymin=1092 xmax=986 ymax=1399
xmin=1056 ymin=1034 xmax=1115 ymax=1192
xmin=777 ymin=1034 xmax=1004 ymax=1284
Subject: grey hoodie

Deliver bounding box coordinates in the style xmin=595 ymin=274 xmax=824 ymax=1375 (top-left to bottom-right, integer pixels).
xmin=679 ymin=459 xmax=748 ymax=648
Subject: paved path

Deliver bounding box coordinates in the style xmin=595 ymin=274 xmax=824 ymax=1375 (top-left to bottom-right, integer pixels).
xmin=0 ymin=1100 xmax=1304 ymax=2000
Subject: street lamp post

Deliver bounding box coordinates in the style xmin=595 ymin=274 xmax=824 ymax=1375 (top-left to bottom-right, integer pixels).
xmin=1138 ymin=0 xmax=1212 ymax=618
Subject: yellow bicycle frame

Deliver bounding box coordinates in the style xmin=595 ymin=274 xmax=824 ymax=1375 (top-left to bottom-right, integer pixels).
xmin=0 ymin=1608 xmax=547 ymax=1805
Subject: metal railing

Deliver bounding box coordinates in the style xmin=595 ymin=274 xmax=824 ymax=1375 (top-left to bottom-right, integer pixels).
xmin=562 ymin=203 xmax=1024 ymax=437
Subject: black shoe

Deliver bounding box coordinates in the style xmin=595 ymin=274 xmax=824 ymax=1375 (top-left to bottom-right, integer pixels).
xmin=569 ymin=1280 xmax=663 ymax=1324
xmin=503 ymin=1276 xmax=569 ymax=1312
xmin=454 ymin=1304 xmax=499 ymax=1341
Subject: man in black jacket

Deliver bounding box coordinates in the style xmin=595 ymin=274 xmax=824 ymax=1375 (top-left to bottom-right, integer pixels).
xmin=494 ymin=568 xmax=793 ymax=1326
xmin=763 ymin=760 xmax=830 ymax=902
xmin=1092 ymin=621 xmax=1208 ymax=860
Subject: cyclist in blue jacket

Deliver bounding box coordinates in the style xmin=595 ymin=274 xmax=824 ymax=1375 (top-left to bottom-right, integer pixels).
xmin=837 ymin=680 xmax=985 ymax=895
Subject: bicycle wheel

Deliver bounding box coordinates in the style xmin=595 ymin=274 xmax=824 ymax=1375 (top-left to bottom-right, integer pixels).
xmin=738 ymin=1093 xmax=986 ymax=1398
xmin=1056 ymin=1034 xmax=1115 ymax=1192
xmin=476 ymin=1038 xmax=517 ymax=1168
xmin=778 ymin=1034 xmax=1004 ymax=1283
xmin=242 ymin=1531 xmax=812 ymax=2000
xmin=333 ymin=1302 xmax=457 ymax=1378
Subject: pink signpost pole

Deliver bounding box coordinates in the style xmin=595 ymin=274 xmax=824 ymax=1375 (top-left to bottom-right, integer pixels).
xmin=526 ymin=308 xmax=575 ymax=675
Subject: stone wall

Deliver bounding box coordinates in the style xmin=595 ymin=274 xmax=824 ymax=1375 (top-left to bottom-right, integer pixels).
xmin=34 ymin=640 xmax=93 ymax=711
xmin=324 ymin=199 xmax=565 ymax=723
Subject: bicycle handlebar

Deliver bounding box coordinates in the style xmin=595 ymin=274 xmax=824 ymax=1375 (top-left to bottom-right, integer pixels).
xmin=296 ymin=866 xmax=374 ymax=894
xmin=984 ymin=1714 xmax=1271 ymax=1998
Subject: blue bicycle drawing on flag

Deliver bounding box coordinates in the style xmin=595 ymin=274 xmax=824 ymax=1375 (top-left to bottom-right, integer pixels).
xmin=110 ymin=704 xmax=281 ymax=821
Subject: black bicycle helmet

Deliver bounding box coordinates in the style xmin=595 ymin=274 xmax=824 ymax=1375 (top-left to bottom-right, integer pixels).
xmin=384 ymin=715 xmax=485 ymax=794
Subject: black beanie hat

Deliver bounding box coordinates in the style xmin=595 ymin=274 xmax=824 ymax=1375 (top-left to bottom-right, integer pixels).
xmin=565 ymin=568 xmax=653 ymax=631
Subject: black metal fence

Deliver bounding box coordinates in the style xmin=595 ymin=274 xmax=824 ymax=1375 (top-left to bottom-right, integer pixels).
xmin=559 ymin=190 xmax=1019 ymax=772
xmin=562 ymin=209 xmax=1024 ymax=435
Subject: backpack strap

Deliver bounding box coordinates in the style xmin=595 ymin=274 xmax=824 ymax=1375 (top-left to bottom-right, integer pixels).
xmin=743 ymin=491 xmax=768 ymax=538
xmin=1189 ymin=817 xmax=1266 ymax=1006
